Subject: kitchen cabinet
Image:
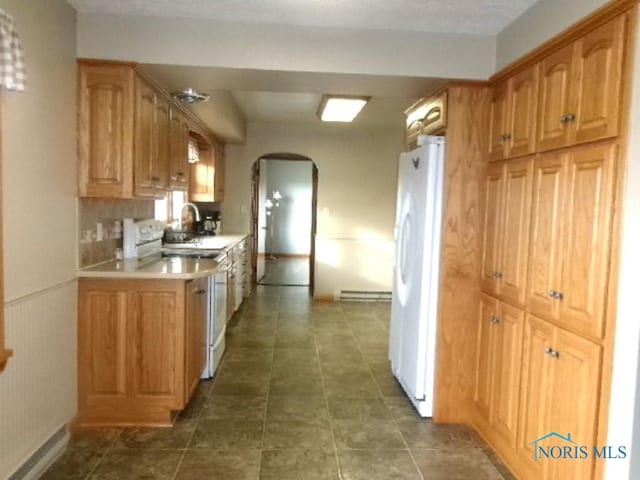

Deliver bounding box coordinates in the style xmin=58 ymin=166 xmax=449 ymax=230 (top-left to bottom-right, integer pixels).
xmin=185 ymin=278 xmax=208 ymax=400
xmin=134 ymin=77 xmax=170 ymax=198
xmin=481 ymin=158 xmax=533 ymax=306
xmin=537 ymin=16 xmax=625 ymax=152
xmin=214 ymin=143 xmax=226 ymax=202
xmin=78 ymin=60 xmax=222 ymax=199
xmin=527 ymin=144 xmax=615 ymax=338
xmin=78 ymin=62 xmax=135 ymax=198
xmin=518 ymin=314 xmax=601 ymax=480
xmin=474 ymin=295 xmax=524 ymax=447
xmin=189 ymin=141 xmax=215 ymax=202
xmin=488 ymin=66 xmax=538 ymax=161
xmin=189 ymin=139 xmax=225 ymax=202
xmin=77 ymin=278 xmax=207 ymax=426
xmin=169 ymin=108 xmax=190 ymax=190
xmin=404 ymin=92 xmax=447 ymax=150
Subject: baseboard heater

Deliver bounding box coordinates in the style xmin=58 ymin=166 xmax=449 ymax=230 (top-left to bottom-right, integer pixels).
xmin=339 ymin=290 xmax=392 ymax=302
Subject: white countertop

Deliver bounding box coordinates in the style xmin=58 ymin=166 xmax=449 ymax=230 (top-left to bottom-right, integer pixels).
xmin=77 ymin=234 xmax=249 ymax=280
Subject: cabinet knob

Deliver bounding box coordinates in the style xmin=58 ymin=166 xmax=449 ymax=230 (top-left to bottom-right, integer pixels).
xmin=560 ymin=114 xmax=576 ymax=124
xmin=503 ymin=133 xmax=511 ymax=141
xmin=490 ymin=315 xmax=500 ymax=324
xmin=491 ymin=271 xmax=503 ymax=279
xmin=548 ymin=290 xmax=557 ymax=298
xmin=177 ymin=172 xmax=184 ymax=177
xmin=545 ymin=347 xmax=560 ymax=359
xmin=548 ymin=290 xmax=564 ymax=300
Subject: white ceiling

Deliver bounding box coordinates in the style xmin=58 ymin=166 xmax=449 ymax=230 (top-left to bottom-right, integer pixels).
xmin=68 ymin=0 xmax=539 ymax=35
xmin=139 ymin=64 xmax=445 ymax=142
xmin=73 ymin=1 xmax=540 ymax=142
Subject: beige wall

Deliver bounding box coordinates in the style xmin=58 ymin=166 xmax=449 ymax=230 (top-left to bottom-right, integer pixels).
xmin=224 ymin=122 xmax=403 ymax=296
xmin=77 ymin=13 xmax=496 ymax=80
xmin=0 ymin=0 xmax=78 ymax=477
xmin=495 ymin=0 xmax=609 ymax=70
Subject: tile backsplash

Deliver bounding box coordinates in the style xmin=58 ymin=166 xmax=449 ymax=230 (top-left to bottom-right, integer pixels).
xmin=79 ymin=198 xmax=154 ymax=267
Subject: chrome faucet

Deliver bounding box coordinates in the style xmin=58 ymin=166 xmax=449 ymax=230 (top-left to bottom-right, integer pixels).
xmin=179 ymin=202 xmax=201 ymax=230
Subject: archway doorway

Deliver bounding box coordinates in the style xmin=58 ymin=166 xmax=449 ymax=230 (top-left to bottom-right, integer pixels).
xmin=251 ymin=153 xmax=318 ymax=294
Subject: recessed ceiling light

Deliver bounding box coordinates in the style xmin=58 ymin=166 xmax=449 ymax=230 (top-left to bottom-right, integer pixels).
xmin=318 ymin=95 xmax=370 ymax=122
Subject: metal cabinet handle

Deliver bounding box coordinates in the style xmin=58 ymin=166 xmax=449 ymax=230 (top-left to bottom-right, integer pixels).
xmin=545 ymin=347 xmax=560 ymax=358
xmin=492 ymin=271 xmax=503 ymax=279
xmin=560 ymin=114 xmax=576 ymax=124
xmin=548 ymin=290 xmax=557 ymax=298
xmin=548 ymin=290 xmax=564 ymax=300
xmin=195 ymin=289 xmax=206 ymax=295
xmin=490 ymin=315 xmax=501 ymax=324
xmin=177 ymin=172 xmax=184 ymax=177
xmin=503 ymin=133 xmax=512 ymax=140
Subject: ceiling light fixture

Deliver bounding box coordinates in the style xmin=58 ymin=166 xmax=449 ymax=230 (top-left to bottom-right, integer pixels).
xmin=172 ymin=88 xmax=210 ymax=104
xmin=318 ymin=95 xmax=370 ymax=122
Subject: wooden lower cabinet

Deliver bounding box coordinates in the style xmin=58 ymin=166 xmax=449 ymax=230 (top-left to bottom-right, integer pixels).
xmin=77 ymin=278 xmax=207 ymax=427
xmin=474 ymin=295 xmax=523 ymax=448
xmin=475 ymin=312 xmax=602 ymax=480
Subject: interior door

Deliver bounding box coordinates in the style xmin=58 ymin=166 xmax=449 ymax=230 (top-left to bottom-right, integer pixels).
xmin=256 ymin=160 xmax=267 ymax=282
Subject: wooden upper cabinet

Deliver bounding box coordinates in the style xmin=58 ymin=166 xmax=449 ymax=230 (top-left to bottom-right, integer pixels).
xmin=154 ymin=95 xmax=171 ymax=191
xmin=559 ymin=143 xmax=616 ymax=339
xmin=492 ymin=302 xmax=524 ymax=447
xmin=133 ymin=77 xmax=157 ymax=197
xmin=78 ymin=63 xmax=134 ymax=198
xmin=404 ymin=92 xmax=447 ymax=150
xmin=189 ymin=141 xmax=217 ymax=202
xmin=214 ymin=144 xmax=226 ymax=202
xmin=134 ymin=77 xmax=170 ymax=198
xmin=488 ymin=82 xmax=509 ymax=162
xmin=480 ymin=163 xmax=505 ymax=296
xmin=573 ymin=16 xmax=625 ymax=145
xmin=500 ymin=158 xmax=533 ymax=306
xmin=537 ymin=43 xmax=575 ymax=152
xmin=536 ymin=16 xmax=624 ymax=153
xmin=78 ymin=61 xmax=220 ymax=199
xmin=526 ymin=153 xmax=565 ymax=320
xmin=507 ymin=65 xmax=538 ymax=158
xmin=169 ymin=108 xmax=190 ymax=190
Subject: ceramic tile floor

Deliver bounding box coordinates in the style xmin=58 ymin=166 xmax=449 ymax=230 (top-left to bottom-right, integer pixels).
xmin=41 ymin=285 xmax=515 ymax=480
xmin=259 ymin=257 xmax=310 ymax=286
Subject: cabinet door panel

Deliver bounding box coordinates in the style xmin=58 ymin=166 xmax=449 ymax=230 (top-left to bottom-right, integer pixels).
xmin=559 ymin=144 xmax=616 ymax=338
xmin=492 ymin=303 xmax=524 ymax=446
xmin=508 ymin=65 xmax=538 ymax=158
xmin=518 ymin=315 xmax=555 ymax=477
xmin=488 ymin=82 xmax=509 ymax=162
xmin=480 ymin=163 xmax=505 ymax=296
xmin=500 ymin=158 xmax=533 ymax=306
xmin=134 ymin=78 xmax=157 ymax=197
xmin=474 ymin=294 xmax=499 ymax=419
xmin=129 ymin=291 xmax=179 ymax=400
xmin=185 ymin=279 xmax=207 ymax=401
xmin=154 ymin=95 xmax=171 ymax=193
xmin=214 ymin=144 xmax=226 ymax=202
xmin=547 ymin=329 xmax=602 ymax=480
xmin=527 ymin=154 xmax=564 ymax=320
xmin=78 ymin=64 xmax=134 ymax=198
xmin=573 ymin=16 xmax=625 ymax=144
xmin=189 ymin=143 xmax=215 ymax=202
xmin=537 ymin=44 xmax=574 ymax=152
xmin=80 ymin=290 xmax=128 ymax=397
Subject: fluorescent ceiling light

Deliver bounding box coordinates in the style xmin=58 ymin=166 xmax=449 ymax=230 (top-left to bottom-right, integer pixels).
xmin=318 ymin=95 xmax=370 ymax=122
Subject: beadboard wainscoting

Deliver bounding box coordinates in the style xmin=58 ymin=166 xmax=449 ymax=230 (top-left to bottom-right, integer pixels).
xmin=0 ymin=279 xmax=78 ymax=479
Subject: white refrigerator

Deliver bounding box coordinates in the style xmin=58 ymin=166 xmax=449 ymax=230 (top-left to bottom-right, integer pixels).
xmin=389 ymin=135 xmax=445 ymax=417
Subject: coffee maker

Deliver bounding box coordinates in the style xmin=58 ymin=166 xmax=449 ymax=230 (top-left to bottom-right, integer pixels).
xmin=200 ymin=211 xmax=220 ymax=235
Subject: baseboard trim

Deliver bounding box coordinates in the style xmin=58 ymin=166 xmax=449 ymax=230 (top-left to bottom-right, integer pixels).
xmin=9 ymin=425 xmax=69 ymax=480
xmin=266 ymin=253 xmax=310 ymax=259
